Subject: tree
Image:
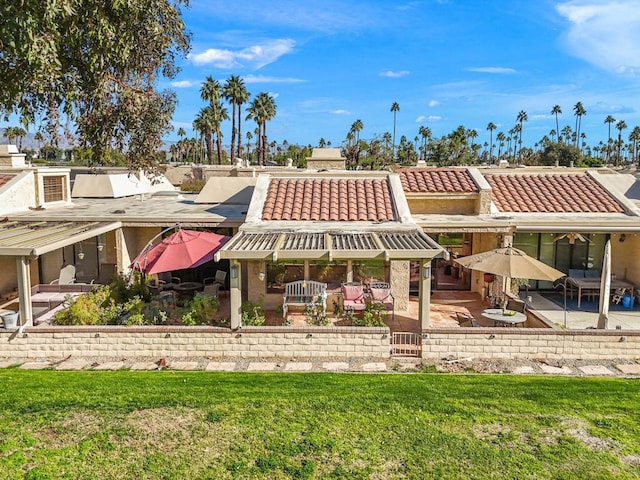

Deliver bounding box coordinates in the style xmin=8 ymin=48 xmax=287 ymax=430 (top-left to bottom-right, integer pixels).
xmin=551 ymin=105 xmax=562 ymax=142
xmin=604 ymin=115 xmax=616 ymax=163
xmin=193 ymin=107 xmax=214 ymax=165
xmin=539 ymin=142 xmax=581 ymax=167
xmin=223 ymin=75 xmax=249 ymax=161
xmin=629 ymin=126 xmax=640 ymax=166
xmin=616 ymin=120 xmax=628 ymax=166
xmin=573 ymin=102 xmax=586 ymax=149
xmin=0 ymin=0 xmax=190 ymax=171
xmin=496 ymin=132 xmax=506 ymax=160
xmin=390 ymin=102 xmax=400 ymax=160
xmin=516 ymin=111 xmax=527 ymax=161
xmin=467 ymin=129 xmax=478 ymax=159
xmin=418 ymin=126 xmax=432 ymax=162
xmin=200 ymin=76 xmax=223 ymax=164
xmin=246 ymin=93 xmax=277 ymax=166
xmin=486 ymin=122 xmax=496 ymax=164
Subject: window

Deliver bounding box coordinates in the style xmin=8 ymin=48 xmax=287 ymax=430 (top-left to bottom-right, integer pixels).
xmin=43 ymin=176 xmax=65 ymax=203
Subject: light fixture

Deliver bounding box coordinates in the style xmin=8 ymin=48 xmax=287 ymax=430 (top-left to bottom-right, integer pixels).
xmin=77 ymin=242 xmax=85 ymax=260
xmin=553 ymin=233 xmax=590 ymax=245
xmin=619 ymin=234 xmax=626 ymax=243
xmin=422 ymin=264 xmax=431 ymax=279
xmin=97 ymin=243 xmax=104 ymax=252
xmin=257 ymin=272 xmax=265 ymax=282
xmin=230 ymin=265 xmax=238 ymax=279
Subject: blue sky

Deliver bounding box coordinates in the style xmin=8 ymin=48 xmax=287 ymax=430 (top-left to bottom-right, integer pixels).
xmin=165 ymin=0 xmax=640 ymax=150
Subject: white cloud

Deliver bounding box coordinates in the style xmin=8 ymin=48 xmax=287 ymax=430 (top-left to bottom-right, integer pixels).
xmin=428 ymin=115 xmax=442 ymax=121
xmin=189 ymin=39 xmax=295 ymax=69
xmin=466 ymin=67 xmax=517 ymax=74
xmin=243 ymin=74 xmax=305 ymax=84
xmin=331 ymin=109 xmax=350 ymax=115
xmin=428 ymin=100 xmax=439 ymax=107
xmin=170 ymin=80 xmax=194 ymax=88
xmin=380 ymin=70 xmax=410 ymax=78
xmin=415 ymin=116 xmax=426 ymax=122
xmin=556 ymin=1 xmax=640 ymax=74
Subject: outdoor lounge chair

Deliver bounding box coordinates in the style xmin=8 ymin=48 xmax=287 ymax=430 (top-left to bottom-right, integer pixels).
xmin=368 ymin=281 xmax=395 ymax=319
xmin=341 ymin=282 xmax=366 ymax=312
xmin=50 ymin=264 xmax=76 ymax=285
xmin=203 ymin=277 xmax=220 ymax=299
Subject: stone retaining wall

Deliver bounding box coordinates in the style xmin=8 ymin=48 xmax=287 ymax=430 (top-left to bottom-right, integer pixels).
xmin=0 ymin=326 xmax=390 ymax=362
xmin=423 ymin=328 xmax=640 ymax=360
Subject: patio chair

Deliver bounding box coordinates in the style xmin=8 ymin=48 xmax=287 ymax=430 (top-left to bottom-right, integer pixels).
xmin=456 ymin=312 xmax=478 ymax=327
xmin=341 ymin=282 xmax=366 ymax=312
xmin=368 ymin=281 xmax=395 ymax=319
xmin=612 ymin=288 xmax=627 ymax=304
xmin=50 ymin=264 xmax=76 ymax=285
xmin=157 ymin=272 xmax=181 ymax=289
xmin=506 ymin=298 xmax=526 ymax=313
xmin=203 ymin=277 xmax=220 ymax=299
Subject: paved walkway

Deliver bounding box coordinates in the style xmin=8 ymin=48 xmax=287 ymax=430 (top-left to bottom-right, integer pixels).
xmin=1 ymin=357 xmax=639 ymax=377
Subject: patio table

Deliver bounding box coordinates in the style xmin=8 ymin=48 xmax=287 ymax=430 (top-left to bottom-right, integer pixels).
xmin=173 ymin=282 xmax=203 ymax=304
xmin=481 ymin=308 xmax=526 ymax=327
xmin=566 ymin=277 xmax=634 ymax=308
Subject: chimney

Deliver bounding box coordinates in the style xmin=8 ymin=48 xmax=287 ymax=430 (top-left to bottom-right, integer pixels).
xmin=0 ymin=145 xmax=26 ymax=168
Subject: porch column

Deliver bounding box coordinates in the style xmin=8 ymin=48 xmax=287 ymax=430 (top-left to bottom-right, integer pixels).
xmin=418 ymin=259 xmax=432 ymax=329
xmin=229 ymin=260 xmax=242 ymax=330
xmin=16 ymin=256 xmax=33 ymax=327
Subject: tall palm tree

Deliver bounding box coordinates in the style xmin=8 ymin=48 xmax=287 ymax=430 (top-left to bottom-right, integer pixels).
xmin=616 ymin=120 xmax=628 ymax=166
xmin=350 ymin=119 xmax=364 ymax=144
xmin=390 ymin=102 xmax=400 ymax=160
xmin=223 ymin=75 xmax=250 ymax=161
xmin=200 ymin=76 xmax=222 ymax=164
xmin=246 ymin=92 xmax=277 ymax=166
xmin=496 ymin=131 xmax=506 ymax=160
xmin=212 ymin=100 xmax=229 ymax=164
xmin=572 ymin=101 xmax=586 ymax=149
xmin=467 ymin=129 xmax=478 ymax=158
xmin=418 ymin=126 xmax=431 ymax=162
xmin=516 ymin=110 xmax=527 ymax=161
xmin=629 ymin=126 xmax=640 ymax=166
xmin=14 ymin=127 xmax=27 ymax=151
xmin=551 ymin=105 xmax=562 ymax=142
xmin=604 ymin=115 xmax=616 ymax=163
xmin=193 ymin=107 xmax=214 ymax=165
xmin=486 ymin=122 xmax=496 ymax=164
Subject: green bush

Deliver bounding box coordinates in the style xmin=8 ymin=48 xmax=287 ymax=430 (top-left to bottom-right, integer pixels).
xmin=351 ymin=301 xmax=387 ymax=327
xmin=183 ymin=293 xmax=219 ymax=325
xmin=241 ymin=297 xmax=266 ymax=326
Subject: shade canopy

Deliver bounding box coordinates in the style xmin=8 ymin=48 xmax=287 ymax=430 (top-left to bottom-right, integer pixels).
xmin=131 ymin=229 xmax=230 ymax=275
xmin=597 ymin=240 xmax=611 ymax=329
xmin=454 ymin=246 xmax=565 ymax=282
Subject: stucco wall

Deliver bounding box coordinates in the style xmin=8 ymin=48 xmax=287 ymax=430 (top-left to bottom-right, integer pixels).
xmin=611 ymin=232 xmax=640 ymax=285
xmin=407 ymin=197 xmax=476 ymax=215
xmin=423 ymin=328 xmax=640 ymax=360
xmin=0 ymin=171 xmax=35 ymax=215
xmin=0 ymin=326 xmax=390 ymax=361
xmin=390 ymin=260 xmax=410 ymax=310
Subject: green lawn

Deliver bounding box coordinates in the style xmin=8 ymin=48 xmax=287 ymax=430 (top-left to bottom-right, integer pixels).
xmin=1 ymin=370 xmax=639 ymax=479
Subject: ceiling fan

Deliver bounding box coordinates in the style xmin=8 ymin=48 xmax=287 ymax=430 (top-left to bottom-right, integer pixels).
xmin=553 ymin=233 xmax=590 ymax=244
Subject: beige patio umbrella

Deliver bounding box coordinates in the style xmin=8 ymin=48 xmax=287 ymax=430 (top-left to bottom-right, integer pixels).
xmin=454 ymin=246 xmax=565 ymax=286
xmin=596 ymin=240 xmax=611 ymax=329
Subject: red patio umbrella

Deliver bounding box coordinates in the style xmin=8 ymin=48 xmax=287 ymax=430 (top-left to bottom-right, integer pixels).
xmin=131 ymin=229 xmax=230 ymax=275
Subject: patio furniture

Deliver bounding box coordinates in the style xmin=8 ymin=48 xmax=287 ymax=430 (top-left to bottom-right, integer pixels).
xmin=455 ymin=312 xmax=478 ymax=327
xmin=282 ymin=280 xmax=327 ymax=318
xmin=368 ymin=281 xmax=395 ymax=319
xmin=174 ymin=282 xmax=203 ymax=304
xmin=567 ymin=277 xmax=634 ymax=308
xmin=612 ymin=288 xmax=627 ymax=304
xmin=481 ymin=308 xmax=526 ymax=327
xmin=50 ymin=264 xmax=76 ymax=285
xmin=506 ymin=298 xmax=526 ymax=313
xmin=341 ymin=282 xmax=367 ymax=312
xmin=203 ymin=278 xmax=220 ymax=299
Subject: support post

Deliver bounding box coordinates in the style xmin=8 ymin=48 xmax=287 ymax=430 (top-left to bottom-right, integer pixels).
xmin=16 ymin=256 xmax=33 ymax=327
xmin=230 ymin=260 xmax=242 ymax=330
xmin=419 ymin=259 xmax=432 ymax=329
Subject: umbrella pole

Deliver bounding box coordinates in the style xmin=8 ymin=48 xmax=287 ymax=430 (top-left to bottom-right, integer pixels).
xmin=130 ymin=223 xmax=180 ymax=279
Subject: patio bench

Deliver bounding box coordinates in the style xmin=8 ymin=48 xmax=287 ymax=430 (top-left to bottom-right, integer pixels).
xmin=283 ymin=280 xmax=327 ymax=318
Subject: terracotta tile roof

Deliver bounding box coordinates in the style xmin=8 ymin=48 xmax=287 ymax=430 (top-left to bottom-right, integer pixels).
xmin=262 ymin=178 xmax=396 ymax=221
xmin=0 ymin=175 xmax=15 ymax=188
xmin=398 ymin=168 xmax=478 ymax=193
xmin=486 ymin=174 xmax=624 ymax=213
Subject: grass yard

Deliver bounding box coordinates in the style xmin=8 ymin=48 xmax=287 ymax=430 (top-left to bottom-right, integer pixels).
xmin=1 ymin=370 xmax=639 ymax=479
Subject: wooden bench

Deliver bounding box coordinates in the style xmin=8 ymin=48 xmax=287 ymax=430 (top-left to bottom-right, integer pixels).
xmin=283 ymin=280 xmax=327 ymax=318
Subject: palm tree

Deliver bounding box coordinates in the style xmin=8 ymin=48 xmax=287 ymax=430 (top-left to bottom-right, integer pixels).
xmin=516 ymin=111 xmax=527 ymax=161
xmin=573 ymin=102 xmax=586 ymax=149
xmin=390 ymin=102 xmax=400 ymax=160
xmin=604 ymin=115 xmax=616 ymax=163
xmin=212 ymin=100 xmax=229 ymax=164
xmin=561 ymin=125 xmax=572 ymax=143
xmin=629 ymin=126 xmax=640 ymax=166
xmin=486 ymin=122 xmax=496 ymax=164
xmin=246 ymin=92 xmax=277 ymax=166
xmin=418 ymin=126 xmax=431 ymax=162
xmin=245 ymin=131 xmax=253 ymax=162
xmin=551 ymin=105 xmax=562 ymax=142
xmin=496 ymin=131 xmax=506 ymax=160
xmin=616 ymin=120 xmax=628 ymax=166
xmin=223 ymin=75 xmax=249 ymax=161
xmin=2 ymin=126 xmax=16 ymax=144
xmin=14 ymin=127 xmax=27 ymax=151
xmin=350 ymin=119 xmax=364 ymax=144
xmin=200 ymin=76 xmax=222 ymax=164
xmin=467 ymin=129 xmax=478 ymax=158
xmin=193 ymin=107 xmax=214 ymax=165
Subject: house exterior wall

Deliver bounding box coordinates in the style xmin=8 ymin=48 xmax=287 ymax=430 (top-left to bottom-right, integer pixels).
xmin=390 ymin=260 xmax=410 ymax=310
xmin=0 ymin=171 xmax=35 ymax=215
xmin=407 ymin=197 xmax=476 ymax=215
xmin=611 ymin=233 xmax=640 ymax=285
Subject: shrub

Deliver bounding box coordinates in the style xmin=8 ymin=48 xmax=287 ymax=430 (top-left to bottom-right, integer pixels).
xmin=351 ymin=301 xmax=387 ymax=327
xmin=241 ymin=297 xmax=266 ymax=326
xmin=183 ymin=293 xmax=219 ymax=325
